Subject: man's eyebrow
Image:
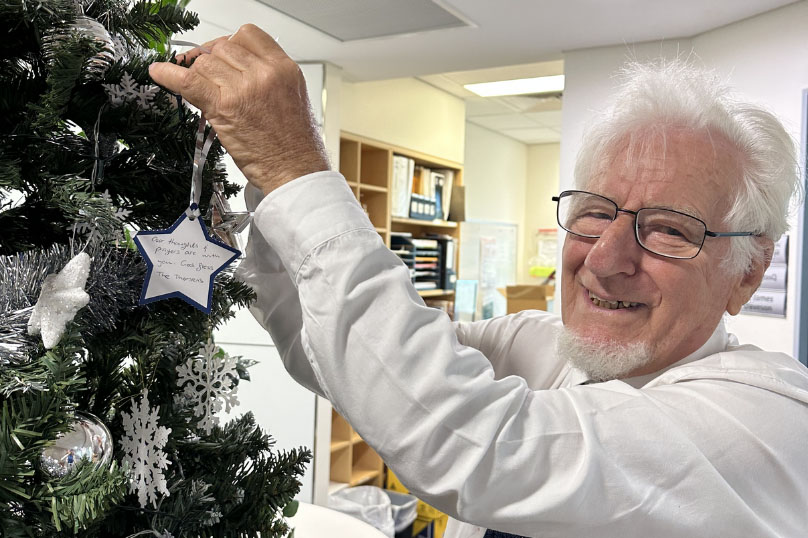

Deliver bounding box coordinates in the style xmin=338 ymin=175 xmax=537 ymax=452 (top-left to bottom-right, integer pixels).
xmin=651 ymin=204 xmax=703 ymax=220
xmin=590 ymin=191 xmax=705 ymax=220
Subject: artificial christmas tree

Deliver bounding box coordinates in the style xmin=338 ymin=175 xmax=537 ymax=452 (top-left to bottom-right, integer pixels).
xmin=0 ymin=1 xmax=311 ymax=536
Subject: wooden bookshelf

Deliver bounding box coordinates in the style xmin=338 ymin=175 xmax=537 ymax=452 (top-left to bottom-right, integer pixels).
xmin=338 ymin=131 xmax=463 ymax=260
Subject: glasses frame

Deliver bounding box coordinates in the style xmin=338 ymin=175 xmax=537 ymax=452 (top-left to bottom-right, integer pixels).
xmin=551 ymin=190 xmax=756 ymax=260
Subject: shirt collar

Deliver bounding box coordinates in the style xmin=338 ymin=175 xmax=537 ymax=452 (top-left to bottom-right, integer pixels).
xmin=621 ymin=320 xmax=729 ymax=388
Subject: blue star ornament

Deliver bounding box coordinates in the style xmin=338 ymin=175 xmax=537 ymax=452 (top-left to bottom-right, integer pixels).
xmin=134 ymin=209 xmax=240 ymax=313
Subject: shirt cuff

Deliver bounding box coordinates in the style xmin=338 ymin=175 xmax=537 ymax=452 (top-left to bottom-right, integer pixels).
xmin=251 ymin=170 xmax=375 ymax=277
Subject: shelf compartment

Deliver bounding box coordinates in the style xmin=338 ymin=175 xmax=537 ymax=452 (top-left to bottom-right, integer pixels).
xmin=340 ymin=139 xmax=360 ymax=183
xmin=392 ymin=217 xmax=458 ymax=229
xmin=359 ymin=190 xmax=390 ymax=230
xmin=330 ymin=442 xmax=353 ymax=484
xmin=360 ymin=145 xmax=391 ymax=188
xmin=418 ymin=289 xmax=455 ymax=298
xmin=349 ymin=469 xmax=382 ymax=487
xmin=351 ymin=442 xmax=384 ymax=487
xmin=359 ymin=183 xmax=388 ymax=193
xmin=331 ymin=412 xmax=352 ymax=445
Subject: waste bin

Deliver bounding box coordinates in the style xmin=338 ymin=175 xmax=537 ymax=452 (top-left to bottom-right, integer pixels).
xmin=386 ymin=489 xmax=418 ymax=538
xmin=328 ymin=486 xmax=395 ymax=538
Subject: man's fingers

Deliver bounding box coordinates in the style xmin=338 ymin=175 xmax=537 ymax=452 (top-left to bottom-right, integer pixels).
xmin=187 ymin=52 xmax=242 ymax=88
xmin=208 ymin=39 xmax=258 ymax=73
xmin=175 ymin=36 xmax=230 ymax=65
xmin=148 ymin=62 xmax=218 ymax=110
xmin=148 ymin=62 xmax=187 ymax=94
xmin=229 ymin=23 xmax=288 ymax=61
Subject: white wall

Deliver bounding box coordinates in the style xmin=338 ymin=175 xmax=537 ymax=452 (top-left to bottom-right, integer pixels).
xmin=463 ymin=122 xmax=528 ymax=280
xmin=341 ymin=78 xmax=466 ymax=163
xmin=560 ymin=1 xmax=808 ymax=354
xmin=524 ymin=143 xmax=561 ymax=283
xmin=691 ymin=2 xmax=808 ymax=356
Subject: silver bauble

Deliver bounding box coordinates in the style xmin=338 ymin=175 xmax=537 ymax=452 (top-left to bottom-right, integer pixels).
xmin=42 ymin=16 xmax=116 ymax=79
xmin=40 ymin=412 xmax=113 ymax=478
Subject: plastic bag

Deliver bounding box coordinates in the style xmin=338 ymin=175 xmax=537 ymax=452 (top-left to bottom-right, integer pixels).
xmin=386 ymin=490 xmax=418 ymax=533
xmin=328 ymin=485 xmax=395 ymax=537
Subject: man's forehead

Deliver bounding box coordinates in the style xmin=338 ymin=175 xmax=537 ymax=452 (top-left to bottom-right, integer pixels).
xmin=584 ymin=130 xmax=739 ymax=219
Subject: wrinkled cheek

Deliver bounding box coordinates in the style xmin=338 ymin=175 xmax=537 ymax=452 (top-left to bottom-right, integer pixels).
xmin=560 ymin=240 xmax=584 ymax=323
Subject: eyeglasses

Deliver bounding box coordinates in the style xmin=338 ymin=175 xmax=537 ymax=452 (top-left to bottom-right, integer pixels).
xmin=552 ymin=190 xmax=755 ymax=259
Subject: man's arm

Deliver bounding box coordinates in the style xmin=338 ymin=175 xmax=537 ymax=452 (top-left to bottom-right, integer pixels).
xmin=247 ymin=171 xmax=798 ymax=537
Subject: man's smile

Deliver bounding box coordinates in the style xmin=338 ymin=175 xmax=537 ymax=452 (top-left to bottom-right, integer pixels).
xmin=582 ymin=286 xmax=646 ymax=311
xmin=587 ymin=289 xmax=642 ymax=310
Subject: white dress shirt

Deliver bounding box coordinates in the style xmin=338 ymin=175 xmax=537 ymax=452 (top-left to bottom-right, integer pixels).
xmin=237 ymin=171 xmax=808 ymax=538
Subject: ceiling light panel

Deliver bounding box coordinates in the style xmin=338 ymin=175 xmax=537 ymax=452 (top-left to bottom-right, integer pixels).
xmin=256 ymin=0 xmax=469 ymax=41
xmin=465 ymin=75 xmax=565 ymax=97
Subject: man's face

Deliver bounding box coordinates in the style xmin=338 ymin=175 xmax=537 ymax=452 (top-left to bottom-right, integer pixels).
xmin=561 ymin=128 xmax=748 ymax=376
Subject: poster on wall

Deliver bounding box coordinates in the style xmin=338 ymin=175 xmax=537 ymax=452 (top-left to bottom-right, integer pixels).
xmin=459 ymin=221 xmax=518 ymax=319
xmin=741 ymin=235 xmax=788 ymax=317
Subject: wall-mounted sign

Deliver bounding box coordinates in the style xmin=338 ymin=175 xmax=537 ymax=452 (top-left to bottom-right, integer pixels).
xmin=741 ymin=235 xmax=788 ymax=317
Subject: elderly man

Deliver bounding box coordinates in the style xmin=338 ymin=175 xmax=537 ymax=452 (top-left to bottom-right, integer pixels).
xmin=150 ymin=25 xmax=808 ymax=537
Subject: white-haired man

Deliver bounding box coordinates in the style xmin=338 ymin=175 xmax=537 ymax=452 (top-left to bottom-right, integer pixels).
xmin=150 ymin=25 xmax=808 ymax=538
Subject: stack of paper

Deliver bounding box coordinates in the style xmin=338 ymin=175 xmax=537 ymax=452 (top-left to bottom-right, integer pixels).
xmin=391 ymin=155 xmax=415 ymax=218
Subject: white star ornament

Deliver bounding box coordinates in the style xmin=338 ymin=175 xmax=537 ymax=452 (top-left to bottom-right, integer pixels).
xmin=133 ymin=210 xmax=240 ymax=314
xmin=27 ymin=252 xmax=92 ymax=349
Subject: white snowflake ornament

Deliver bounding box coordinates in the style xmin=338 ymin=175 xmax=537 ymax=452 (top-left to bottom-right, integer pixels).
xmin=72 ymin=189 xmax=132 ymax=245
xmin=121 ymin=389 xmax=172 ymax=508
xmin=27 ymin=252 xmax=91 ymax=349
xmin=103 ymin=72 xmax=159 ymax=110
xmin=176 ymin=341 xmax=240 ymax=435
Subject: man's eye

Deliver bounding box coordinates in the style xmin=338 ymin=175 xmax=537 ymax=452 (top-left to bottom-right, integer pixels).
xmin=660 ymin=226 xmax=684 ymax=237
xmin=641 ymin=223 xmax=689 ymax=239
xmin=582 ymin=211 xmax=612 ymax=220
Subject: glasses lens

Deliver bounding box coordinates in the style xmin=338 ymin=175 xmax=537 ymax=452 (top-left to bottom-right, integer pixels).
xmin=557 ymin=191 xmax=617 ymax=237
xmin=636 ymin=209 xmax=705 ymax=258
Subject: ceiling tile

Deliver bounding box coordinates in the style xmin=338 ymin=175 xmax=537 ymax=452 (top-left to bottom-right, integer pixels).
xmin=469 ymin=114 xmax=542 ymax=130
xmin=524 ymin=110 xmax=563 ymax=129
xmin=255 ymin=0 xmax=469 ymax=41
xmin=501 ymin=127 xmax=562 ymax=144
xmin=442 ymin=60 xmax=565 ymax=85
xmin=464 ymin=98 xmax=518 ymax=116
xmin=499 ymin=95 xmax=562 ymax=113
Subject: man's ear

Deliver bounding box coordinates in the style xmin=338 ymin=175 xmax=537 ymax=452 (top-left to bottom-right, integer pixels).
xmin=726 ymin=237 xmax=774 ymax=315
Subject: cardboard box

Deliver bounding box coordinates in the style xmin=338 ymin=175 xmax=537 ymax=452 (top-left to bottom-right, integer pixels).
xmin=498 ymin=285 xmax=555 ymax=314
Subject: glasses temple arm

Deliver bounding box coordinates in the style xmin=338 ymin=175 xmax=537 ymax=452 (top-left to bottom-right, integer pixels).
xmin=705 ymin=231 xmax=757 ymax=237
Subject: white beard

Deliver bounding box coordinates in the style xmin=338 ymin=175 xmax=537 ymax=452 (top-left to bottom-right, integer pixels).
xmin=556 ymin=327 xmax=653 ymax=383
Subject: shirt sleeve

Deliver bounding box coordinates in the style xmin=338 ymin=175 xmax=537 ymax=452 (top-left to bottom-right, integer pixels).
xmin=243 ymin=171 xmax=801 ymax=538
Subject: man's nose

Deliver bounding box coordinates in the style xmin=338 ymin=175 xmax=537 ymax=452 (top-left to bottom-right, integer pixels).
xmin=584 ymin=214 xmax=641 ymax=277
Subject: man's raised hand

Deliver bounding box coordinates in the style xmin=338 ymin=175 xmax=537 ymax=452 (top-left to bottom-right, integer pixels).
xmin=149 ymin=24 xmax=330 ymax=194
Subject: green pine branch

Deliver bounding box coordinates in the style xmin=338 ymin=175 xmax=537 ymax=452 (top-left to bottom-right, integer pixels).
xmin=44 ymin=460 xmax=128 ymax=534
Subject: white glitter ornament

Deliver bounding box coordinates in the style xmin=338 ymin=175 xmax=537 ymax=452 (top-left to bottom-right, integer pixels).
xmin=103 ymin=72 xmax=159 ymax=110
xmin=27 ymin=252 xmax=91 ymax=349
xmin=176 ymin=341 xmax=239 ymax=435
xmin=120 ymin=389 xmax=172 ymax=508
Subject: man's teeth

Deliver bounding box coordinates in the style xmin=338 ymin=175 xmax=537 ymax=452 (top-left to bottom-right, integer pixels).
xmin=588 ymin=291 xmax=640 ymax=310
